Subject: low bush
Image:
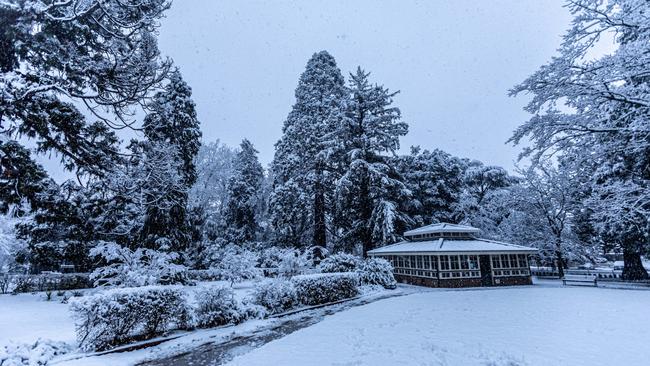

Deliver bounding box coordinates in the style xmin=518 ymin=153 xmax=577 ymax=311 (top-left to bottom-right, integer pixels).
xmin=357 ymin=257 xmax=397 ymax=289
xmin=291 ymin=272 xmax=359 ymax=306
xmin=251 ymin=279 xmax=298 ymax=314
xmin=195 ymin=286 xmax=244 ymax=328
xmin=70 ymin=286 xmax=191 ymax=351
xmin=8 ymin=273 xmax=92 ymax=294
xmin=0 ymin=339 xmax=72 ymax=366
xmin=318 ymin=253 xmax=360 ymax=273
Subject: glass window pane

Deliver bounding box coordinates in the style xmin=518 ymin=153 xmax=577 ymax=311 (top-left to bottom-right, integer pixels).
xmin=450 ymin=255 xmax=460 ymax=270
xmin=460 ymin=255 xmax=469 ymax=269
xmin=440 ymin=255 xmax=450 ymax=270
xmin=492 ymin=255 xmax=501 ymax=269
xmin=501 ymin=254 xmax=510 ymax=268
xmin=510 ymin=254 xmax=518 ymax=268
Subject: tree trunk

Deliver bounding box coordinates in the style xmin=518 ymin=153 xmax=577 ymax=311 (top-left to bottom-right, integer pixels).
xmin=360 ymin=170 xmax=373 ymax=258
xmin=555 ymin=250 xmax=565 ymax=279
xmin=622 ymin=249 xmax=649 ymax=281
xmin=313 ymin=165 xmax=326 ymax=250
xmin=555 ymin=236 xmax=565 ymax=278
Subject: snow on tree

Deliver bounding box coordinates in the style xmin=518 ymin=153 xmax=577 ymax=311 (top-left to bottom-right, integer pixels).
xmin=16 ymin=179 xmax=95 ymax=273
xmin=396 ymin=147 xmax=464 ymax=227
xmin=140 ymin=70 xmax=201 ymax=253
xmin=509 ymin=0 xmax=650 ymax=279
xmin=0 ymin=202 xmax=30 ymax=274
xmin=222 ymin=139 xmax=264 ymax=245
xmin=0 ymin=140 xmax=49 ymax=214
xmin=189 ymin=141 xmax=236 ymax=238
xmin=207 ymin=244 xmax=261 ymax=286
xmin=333 ymin=68 xmax=410 ymax=255
xmin=270 ymin=51 xmax=348 ymax=249
xmin=143 ymin=70 xmax=202 ymax=187
xmin=0 ymin=0 xmax=170 ymax=176
xmin=89 ymin=242 xmax=188 ymax=287
xmin=456 ymin=160 xmax=514 ymax=238
xmin=503 ymin=163 xmax=583 ymax=276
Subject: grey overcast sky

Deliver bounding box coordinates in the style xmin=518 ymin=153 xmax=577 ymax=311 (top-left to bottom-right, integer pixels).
xmin=40 ymin=0 xmax=574 ymax=181
xmin=155 ymin=0 xmax=572 ymax=171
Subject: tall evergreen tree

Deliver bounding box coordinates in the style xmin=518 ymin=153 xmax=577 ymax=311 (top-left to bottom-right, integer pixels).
xmin=223 ymin=139 xmax=264 ymax=245
xmin=334 ymin=68 xmax=409 ymax=255
xmin=140 ymin=70 xmax=201 ymax=253
xmin=270 ymin=51 xmax=347 ymax=249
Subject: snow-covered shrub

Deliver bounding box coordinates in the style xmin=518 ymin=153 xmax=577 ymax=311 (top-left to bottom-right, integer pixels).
xmin=318 ymin=253 xmax=361 ymax=273
xmin=278 ymin=249 xmax=313 ymax=278
xmin=291 ymin=272 xmax=359 ymax=306
xmin=208 ymin=244 xmax=261 ymax=286
xmin=357 ymin=257 xmax=397 ymax=289
xmin=70 ymin=286 xmax=190 ymax=351
xmin=90 ymin=242 xmax=189 ymax=287
xmin=257 ymin=246 xmax=313 ymax=278
xmin=0 ymin=339 xmax=72 ymax=366
xmin=194 ymin=285 xmax=264 ymax=328
xmin=250 ymin=279 xmax=298 ymax=314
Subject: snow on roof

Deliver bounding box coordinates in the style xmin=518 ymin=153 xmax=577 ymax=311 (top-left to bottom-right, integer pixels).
xmin=367 ymin=237 xmax=537 ymax=255
xmin=403 ymin=222 xmax=480 ymax=236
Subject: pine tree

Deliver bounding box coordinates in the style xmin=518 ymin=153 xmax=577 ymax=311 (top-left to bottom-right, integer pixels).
xmin=139 ymin=70 xmax=201 ymax=253
xmin=223 ymin=139 xmax=264 ymax=245
xmin=143 ymin=70 xmax=202 ymax=186
xmin=334 ymin=68 xmax=409 ymax=255
xmin=270 ymin=51 xmax=347 ymax=249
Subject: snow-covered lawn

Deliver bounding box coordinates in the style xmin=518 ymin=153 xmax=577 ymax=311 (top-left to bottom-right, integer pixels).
xmin=225 ymin=285 xmax=650 ymax=366
xmin=0 ymin=280 xmax=256 ymax=348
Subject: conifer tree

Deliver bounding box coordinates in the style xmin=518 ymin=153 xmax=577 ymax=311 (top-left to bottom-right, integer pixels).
xmin=334 ymin=68 xmax=409 ymax=255
xmin=140 ymin=71 xmax=201 ymax=253
xmin=270 ymin=51 xmax=347 ymax=249
xmin=223 ymin=139 xmax=264 ymax=244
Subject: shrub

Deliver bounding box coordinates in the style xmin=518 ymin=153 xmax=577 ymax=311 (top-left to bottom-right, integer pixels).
xmin=291 ymin=272 xmax=359 ymax=306
xmin=318 ymin=253 xmax=360 ymax=273
xmin=194 ymin=286 xmax=264 ymax=328
xmin=70 ymin=286 xmax=190 ymax=351
xmin=251 ymin=279 xmax=298 ymax=314
xmin=0 ymin=339 xmax=72 ymax=366
xmin=357 ymin=257 xmax=397 ymax=289
xmin=90 ymin=242 xmax=189 ymax=288
xmin=208 ymin=245 xmax=261 ymax=286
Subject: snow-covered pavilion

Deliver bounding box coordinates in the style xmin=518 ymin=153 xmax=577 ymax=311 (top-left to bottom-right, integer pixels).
xmin=368 ymin=223 xmax=537 ymax=288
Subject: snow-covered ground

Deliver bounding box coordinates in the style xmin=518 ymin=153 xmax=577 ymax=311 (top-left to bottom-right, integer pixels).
xmin=4 ymin=282 xmax=650 ymax=366
xmin=0 ymin=280 xmax=256 ymax=348
xmin=224 ymin=285 xmax=650 ymax=366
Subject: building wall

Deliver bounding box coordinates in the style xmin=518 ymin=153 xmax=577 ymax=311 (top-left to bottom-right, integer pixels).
xmin=395 ymin=273 xmax=531 ymax=288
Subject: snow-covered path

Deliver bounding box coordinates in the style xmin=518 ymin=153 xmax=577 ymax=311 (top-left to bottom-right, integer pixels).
xmin=221 ymin=285 xmax=650 ymax=366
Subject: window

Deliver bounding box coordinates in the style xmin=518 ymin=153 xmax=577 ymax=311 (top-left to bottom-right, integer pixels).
xmin=518 ymin=254 xmax=528 ymax=268
xmin=450 ymin=255 xmax=460 ymax=270
xmin=431 ymin=256 xmax=438 ymax=270
xmin=500 ymin=254 xmax=510 ymax=268
xmin=460 ymin=255 xmax=470 ymax=269
xmin=492 ymin=253 xmax=531 ymax=277
xmin=492 ymin=256 xmax=501 ymax=269
xmin=423 ymin=256 xmax=430 ymax=270
xmin=469 ymin=255 xmax=479 ymax=270
xmin=440 ymin=255 xmax=450 ymax=270
xmin=416 ymin=255 xmax=423 ymax=269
